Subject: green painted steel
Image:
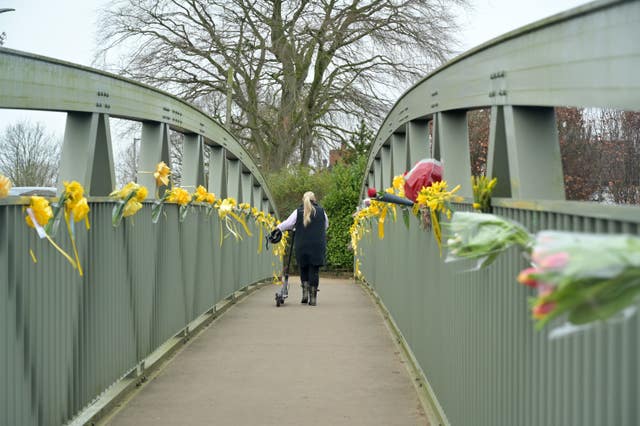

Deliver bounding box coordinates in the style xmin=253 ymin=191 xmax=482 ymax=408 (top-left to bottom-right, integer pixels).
xmin=0 ymin=45 xmax=280 ymax=425
xmin=358 ymin=1 xmax=640 ymax=425
xmin=0 ymin=47 xmax=276 ymax=207
xmin=0 ymin=201 xmax=276 ymax=426
xmin=363 ymin=0 xmax=640 ymax=199
xmin=358 ymin=205 xmax=640 ymax=426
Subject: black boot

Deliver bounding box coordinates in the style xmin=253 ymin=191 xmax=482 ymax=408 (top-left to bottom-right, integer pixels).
xmin=309 ymin=286 xmax=317 ymax=306
xmin=301 ymin=282 xmax=309 ymax=304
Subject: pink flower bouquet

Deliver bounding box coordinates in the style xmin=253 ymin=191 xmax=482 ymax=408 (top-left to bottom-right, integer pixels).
xmin=518 ymin=231 xmax=640 ymax=331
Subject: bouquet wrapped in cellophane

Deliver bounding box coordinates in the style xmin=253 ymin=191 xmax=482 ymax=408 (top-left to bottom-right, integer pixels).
xmin=444 ymin=211 xmax=533 ymax=269
xmin=518 ymin=231 xmax=640 ymax=336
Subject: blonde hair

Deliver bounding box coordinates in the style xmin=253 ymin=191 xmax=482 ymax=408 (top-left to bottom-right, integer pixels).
xmin=302 ymin=191 xmax=316 ymax=227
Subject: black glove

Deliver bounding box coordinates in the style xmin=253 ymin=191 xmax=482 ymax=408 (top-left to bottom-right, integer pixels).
xmin=267 ymin=228 xmax=282 ymax=244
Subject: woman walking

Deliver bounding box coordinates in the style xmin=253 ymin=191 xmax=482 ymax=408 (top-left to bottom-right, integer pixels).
xmin=277 ymin=191 xmax=328 ymax=306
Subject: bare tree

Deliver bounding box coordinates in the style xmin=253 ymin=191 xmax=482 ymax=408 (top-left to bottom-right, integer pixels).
xmin=0 ymin=121 xmax=61 ymax=187
xmin=95 ymin=0 xmax=467 ymax=171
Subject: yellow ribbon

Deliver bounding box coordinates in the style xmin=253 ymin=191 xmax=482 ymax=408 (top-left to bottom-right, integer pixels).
xmin=65 ymin=211 xmax=84 ymax=277
xmin=229 ymin=212 xmax=253 ymax=237
xmin=45 ymin=234 xmax=78 ymax=269
xmin=430 ymin=208 xmax=442 ymax=256
xmin=378 ymin=206 xmax=387 ymax=240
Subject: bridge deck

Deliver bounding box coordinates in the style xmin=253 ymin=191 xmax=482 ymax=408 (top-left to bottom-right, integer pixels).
xmin=100 ymin=277 xmax=429 ymax=426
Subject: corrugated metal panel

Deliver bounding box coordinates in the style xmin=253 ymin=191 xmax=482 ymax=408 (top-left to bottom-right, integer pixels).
xmin=0 ymin=201 xmax=275 ymax=425
xmin=358 ymin=205 xmax=639 ymax=426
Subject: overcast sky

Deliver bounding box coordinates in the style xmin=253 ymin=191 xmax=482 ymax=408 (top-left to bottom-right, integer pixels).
xmin=0 ymin=0 xmax=593 ymax=138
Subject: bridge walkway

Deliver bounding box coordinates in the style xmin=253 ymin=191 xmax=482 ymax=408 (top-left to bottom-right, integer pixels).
xmin=100 ymin=277 xmax=430 ymax=426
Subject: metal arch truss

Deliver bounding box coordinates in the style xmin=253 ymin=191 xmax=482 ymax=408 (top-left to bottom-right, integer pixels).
xmin=0 ymin=48 xmax=278 ymax=216
xmin=363 ymin=0 xmax=640 ymax=204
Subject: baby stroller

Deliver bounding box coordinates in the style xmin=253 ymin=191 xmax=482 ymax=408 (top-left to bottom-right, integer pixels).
xmin=268 ymin=228 xmax=295 ymax=307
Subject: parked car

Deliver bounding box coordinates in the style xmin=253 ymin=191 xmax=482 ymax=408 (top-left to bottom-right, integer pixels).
xmin=8 ymin=186 xmax=57 ymax=197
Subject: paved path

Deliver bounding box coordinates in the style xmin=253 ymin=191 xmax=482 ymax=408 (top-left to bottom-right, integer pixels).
xmin=103 ymin=277 xmax=428 ymax=426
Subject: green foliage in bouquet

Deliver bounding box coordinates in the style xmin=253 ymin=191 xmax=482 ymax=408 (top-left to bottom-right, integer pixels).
xmin=444 ymin=211 xmax=533 ymax=269
xmin=518 ymin=231 xmax=640 ymax=330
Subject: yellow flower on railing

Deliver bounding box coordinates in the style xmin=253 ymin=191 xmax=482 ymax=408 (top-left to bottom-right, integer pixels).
xmin=25 ymin=196 xmax=53 ymax=228
xmin=154 ymin=161 xmax=171 ymax=187
xmin=414 ymin=180 xmax=463 ymax=254
xmin=194 ymin=185 xmax=216 ymax=205
xmin=71 ymin=197 xmax=90 ymax=222
xmin=58 ymin=181 xmax=91 ymax=276
xmin=471 ymin=175 xmax=497 ymax=213
xmin=25 ymin=195 xmax=78 ymax=273
xmin=392 ymin=174 xmax=405 ymax=198
xmin=110 ymin=182 xmax=148 ymax=226
xmin=0 ymin=174 xmax=12 ymax=198
xmin=215 ymin=197 xmax=253 ymax=245
xmin=166 ymin=187 xmax=192 ymax=206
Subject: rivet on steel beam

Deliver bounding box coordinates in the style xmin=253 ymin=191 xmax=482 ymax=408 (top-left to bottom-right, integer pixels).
xmin=431 ymin=91 xmax=438 ymax=96
xmin=498 ymin=90 xmax=507 ymax=96
xmin=488 ymin=91 xmax=496 ymax=97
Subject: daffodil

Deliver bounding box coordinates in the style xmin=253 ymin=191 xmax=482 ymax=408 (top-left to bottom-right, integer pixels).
xmin=414 ymin=180 xmax=463 ymax=254
xmin=194 ymin=185 xmax=210 ymax=203
xmin=392 ymin=174 xmax=405 ymax=197
xmin=25 ymin=195 xmax=78 ymax=271
xmin=111 ymin=182 xmax=148 ymax=226
xmin=123 ymin=200 xmax=143 ymax=217
xmin=25 ymin=196 xmax=53 ymax=228
xmin=154 ymin=161 xmax=171 ymax=187
xmin=63 ymin=181 xmax=84 ymax=206
xmin=135 ymin=186 xmax=148 ymax=202
xmin=471 ymin=175 xmax=497 ymax=213
xmin=0 ymin=174 xmax=11 ymax=198
xmin=71 ymin=197 xmax=90 ymax=222
xmin=166 ymin=187 xmax=191 ymax=206
xmin=218 ymin=198 xmax=235 ymax=216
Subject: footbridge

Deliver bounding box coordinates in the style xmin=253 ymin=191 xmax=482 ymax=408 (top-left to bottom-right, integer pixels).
xmin=1 ymin=1 xmax=639 ymax=425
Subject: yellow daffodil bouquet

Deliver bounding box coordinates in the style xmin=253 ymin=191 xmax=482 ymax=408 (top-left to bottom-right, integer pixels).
xmin=215 ymin=197 xmax=253 ymax=245
xmin=153 ymin=161 xmax=171 ymax=198
xmin=471 ymin=175 xmax=498 ymax=213
xmin=110 ymin=182 xmax=148 ymax=226
xmin=45 ymin=181 xmax=90 ymax=236
xmin=24 ymin=195 xmax=77 ymax=268
xmin=193 ymin=185 xmax=217 ymax=216
xmin=25 ymin=181 xmax=90 ymax=276
xmin=413 ymin=180 xmax=464 ymax=254
xmin=0 ymin=173 xmax=12 ymax=198
xmin=251 ymin=208 xmax=277 ymax=254
xmin=152 ymin=186 xmax=192 ymax=223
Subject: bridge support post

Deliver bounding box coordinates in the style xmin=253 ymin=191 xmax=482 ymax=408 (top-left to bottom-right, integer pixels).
xmin=373 ymin=157 xmax=382 ymax=192
xmin=491 ymin=106 xmax=565 ymax=200
xmin=433 ymin=111 xmax=472 ymax=198
xmin=207 ymin=145 xmax=227 ymax=198
xmin=138 ymin=122 xmax=171 ymax=196
xmin=407 ymin=120 xmax=429 ymax=167
xmin=182 ymin=134 xmax=205 ymax=188
xmin=391 ymin=133 xmax=408 ymax=178
xmin=226 ymin=158 xmax=242 ymax=201
xmin=487 ymin=106 xmax=511 ymax=197
xmin=381 ymin=145 xmax=392 ymax=188
xmin=58 ymin=112 xmax=115 ymax=195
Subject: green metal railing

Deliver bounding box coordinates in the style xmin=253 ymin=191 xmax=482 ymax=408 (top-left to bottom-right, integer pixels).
xmin=0 ymin=48 xmax=278 ymax=425
xmin=358 ymin=1 xmax=640 ymax=425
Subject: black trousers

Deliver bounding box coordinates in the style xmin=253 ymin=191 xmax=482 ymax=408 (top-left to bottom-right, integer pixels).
xmin=300 ymin=264 xmax=320 ymax=289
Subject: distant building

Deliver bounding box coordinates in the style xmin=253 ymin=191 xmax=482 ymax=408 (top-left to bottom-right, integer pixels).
xmin=329 ymin=148 xmax=346 ymax=167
